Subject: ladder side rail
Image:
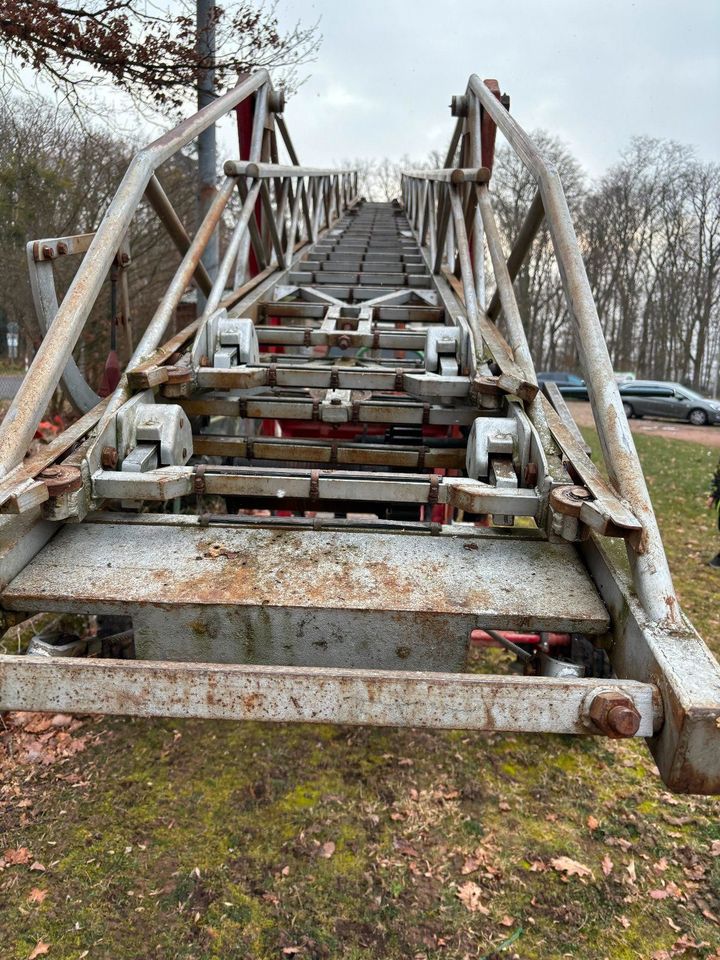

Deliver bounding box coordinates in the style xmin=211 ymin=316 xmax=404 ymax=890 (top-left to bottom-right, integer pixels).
xmin=0 ymin=70 xmax=270 ymax=480
xmin=464 ymin=75 xmax=677 ymax=626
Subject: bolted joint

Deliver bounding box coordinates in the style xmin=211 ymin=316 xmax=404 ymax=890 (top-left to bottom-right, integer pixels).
xmin=101 ymin=446 xmax=118 ymax=470
xmin=268 ymin=88 xmax=286 ymax=114
xmin=165 ymin=365 xmax=193 ymax=385
xmin=588 ymin=691 xmax=641 ymax=739
xmin=450 ymin=94 xmax=468 ymax=117
xmin=39 ymin=464 xmax=83 ymax=496
xmin=549 ymin=484 xmax=592 ymax=518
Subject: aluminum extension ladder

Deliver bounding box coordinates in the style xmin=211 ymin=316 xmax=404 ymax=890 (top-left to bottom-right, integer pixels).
xmin=0 ymin=72 xmax=718 ymax=794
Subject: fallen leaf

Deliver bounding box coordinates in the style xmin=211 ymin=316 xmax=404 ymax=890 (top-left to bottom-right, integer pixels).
xmin=3 ymin=847 xmax=32 ymax=866
xmin=710 ymin=840 xmax=720 ymax=857
xmin=649 ymin=881 xmax=683 ymax=901
xmin=650 ymin=888 xmax=670 ymax=900
xmin=461 ymin=856 xmax=481 ymax=875
xmin=30 ymin=862 xmax=46 ymax=872
xmin=587 ymin=815 xmax=599 ymax=831
xmin=617 ymin=915 xmax=631 ymax=929
xmin=28 ymin=943 xmax=50 ymax=959
xmin=606 ymin=836 xmax=632 ymax=851
xmin=550 ymin=856 xmax=594 ymax=880
xmin=27 ymin=888 xmax=48 ymax=904
xmin=672 ymin=935 xmax=710 ymax=953
xmin=282 ymin=948 xmax=302 ymax=956
xmin=319 ymin=841 xmax=335 ymax=859
xmin=498 ymin=801 xmax=511 ymax=811
xmin=626 ymin=860 xmax=637 ymax=884
xmin=601 ymin=855 xmax=613 ymax=877
xmin=456 ymin=881 xmax=490 ymax=914
xmin=394 ymin=838 xmax=420 ymax=858
xmin=499 ymin=915 xmax=514 ymax=927
xmin=50 ymin=714 xmax=73 ymax=728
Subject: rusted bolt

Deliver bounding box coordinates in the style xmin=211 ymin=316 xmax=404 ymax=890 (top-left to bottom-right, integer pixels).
xmin=166 ymin=365 xmax=193 ymax=384
xmin=199 ymin=355 xmax=211 ymax=367
xmin=42 ymin=245 xmax=56 ymax=260
xmin=56 ymin=242 xmax=68 ymax=256
xmin=119 ymin=252 xmax=131 ymax=266
xmin=588 ymin=691 xmax=641 ymax=738
xmin=39 ymin=464 xmax=83 ymax=496
xmin=550 ymin=484 xmax=592 ymax=518
xmin=338 ymin=335 xmax=351 ymax=350
xmin=101 ymin=446 xmax=118 ymax=469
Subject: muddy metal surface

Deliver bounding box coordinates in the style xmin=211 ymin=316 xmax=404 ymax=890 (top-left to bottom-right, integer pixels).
xmin=567 ymin=401 xmax=720 ymax=448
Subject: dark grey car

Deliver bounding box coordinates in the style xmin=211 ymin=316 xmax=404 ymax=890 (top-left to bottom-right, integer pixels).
xmin=537 ymin=371 xmax=588 ymax=400
xmin=618 ymin=380 xmax=720 ymax=426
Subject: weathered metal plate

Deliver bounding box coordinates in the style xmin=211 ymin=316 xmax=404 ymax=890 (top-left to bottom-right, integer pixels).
xmin=0 ymin=656 xmax=656 ymax=737
xmin=1 ymin=519 xmax=609 ymax=668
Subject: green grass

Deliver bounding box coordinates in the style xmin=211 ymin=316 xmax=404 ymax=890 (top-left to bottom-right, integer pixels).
xmin=1 ymin=429 xmax=719 ymax=960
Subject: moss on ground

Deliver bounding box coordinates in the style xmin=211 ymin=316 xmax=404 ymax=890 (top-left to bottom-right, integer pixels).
xmin=1 ymin=429 xmax=720 ymax=959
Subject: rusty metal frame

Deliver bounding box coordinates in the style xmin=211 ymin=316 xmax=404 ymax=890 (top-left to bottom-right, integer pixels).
xmin=400 ymin=78 xmax=720 ymax=791
xmin=402 ymin=77 xmax=675 ymax=626
xmin=0 ymin=655 xmax=657 ymax=737
xmin=1 ymin=72 xmax=718 ymax=795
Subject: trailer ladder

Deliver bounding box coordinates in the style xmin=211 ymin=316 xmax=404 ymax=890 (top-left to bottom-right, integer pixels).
xmin=0 ymin=72 xmax=718 ymax=795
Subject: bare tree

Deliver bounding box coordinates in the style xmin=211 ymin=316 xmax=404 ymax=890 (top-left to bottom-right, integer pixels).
xmin=0 ymin=1 xmax=319 ymax=115
xmin=490 ymin=132 xmax=586 ymax=370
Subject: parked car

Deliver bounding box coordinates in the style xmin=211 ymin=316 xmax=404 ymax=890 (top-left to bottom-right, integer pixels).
xmin=618 ymin=380 xmax=720 ymax=426
xmin=537 ymin=371 xmax=588 ymax=400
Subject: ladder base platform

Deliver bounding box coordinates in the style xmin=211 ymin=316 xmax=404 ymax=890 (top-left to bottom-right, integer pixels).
xmin=1 ymin=515 xmax=610 ymax=671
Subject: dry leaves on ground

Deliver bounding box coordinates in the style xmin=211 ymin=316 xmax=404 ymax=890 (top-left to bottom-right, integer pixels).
xmin=550 ymin=856 xmax=594 ymax=880
xmin=456 ymin=881 xmax=490 ymax=914
xmin=28 ymin=942 xmax=50 ymax=960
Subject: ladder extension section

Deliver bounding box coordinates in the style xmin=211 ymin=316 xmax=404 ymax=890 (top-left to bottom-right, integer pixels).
xmin=0 ymin=73 xmax=718 ymax=794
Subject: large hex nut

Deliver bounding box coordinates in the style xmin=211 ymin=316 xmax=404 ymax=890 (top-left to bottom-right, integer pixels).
xmin=588 ymin=691 xmax=641 ymax=738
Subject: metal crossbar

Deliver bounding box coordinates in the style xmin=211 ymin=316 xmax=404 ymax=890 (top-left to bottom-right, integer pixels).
xmin=1 ymin=73 xmax=718 ymax=795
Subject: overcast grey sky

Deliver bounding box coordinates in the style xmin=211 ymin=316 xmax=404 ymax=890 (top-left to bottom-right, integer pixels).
xmin=262 ymin=0 xmax=719 ymax=176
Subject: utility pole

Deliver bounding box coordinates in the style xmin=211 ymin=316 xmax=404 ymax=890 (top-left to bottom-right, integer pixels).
xmin=196 ymin=0 xmax=219 ymax=312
